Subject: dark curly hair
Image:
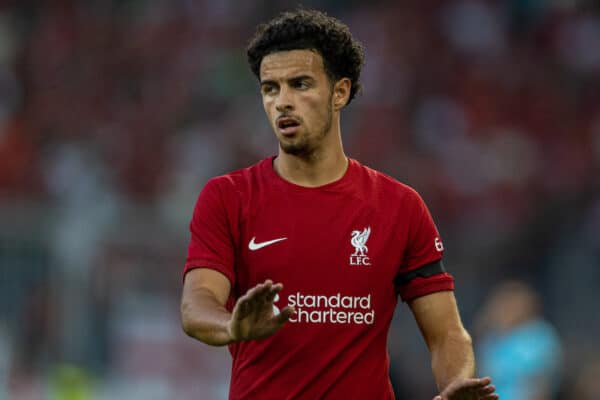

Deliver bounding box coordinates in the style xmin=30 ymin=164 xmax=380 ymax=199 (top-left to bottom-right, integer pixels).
xmin=246 ymin=9 xmax=365 ymax=105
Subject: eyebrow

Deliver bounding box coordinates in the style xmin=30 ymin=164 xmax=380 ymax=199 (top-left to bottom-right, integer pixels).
xmin=260 ymin=75 xmax=315 ymax=86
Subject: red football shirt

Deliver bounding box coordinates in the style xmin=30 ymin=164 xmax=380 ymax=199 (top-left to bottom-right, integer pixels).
xmin=184 ymin=157 xmax=454 ymax=399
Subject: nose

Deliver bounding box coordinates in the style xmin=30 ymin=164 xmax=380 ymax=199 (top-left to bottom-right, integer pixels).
xmin=275 ymin=86 xmax=294 ymax=113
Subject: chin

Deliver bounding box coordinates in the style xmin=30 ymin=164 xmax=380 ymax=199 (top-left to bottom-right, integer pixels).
xmin=280 ymin=142 xmax=311 ymax=156
xmin=281 ymin=145 xmax=304 ymax=156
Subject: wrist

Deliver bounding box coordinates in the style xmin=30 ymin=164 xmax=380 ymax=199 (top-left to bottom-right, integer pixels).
xmin=225 ymin=319 xmax=240 ymax=344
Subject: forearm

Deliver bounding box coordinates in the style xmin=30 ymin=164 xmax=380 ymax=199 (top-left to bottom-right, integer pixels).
xmin=180 ymin=286 xmax=233 ymax=346
xmin=430 ymin=328 xmax=475 ymax=391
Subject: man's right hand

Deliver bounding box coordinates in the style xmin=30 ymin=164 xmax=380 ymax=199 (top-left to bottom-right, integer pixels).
xmin=227 ymin=280 xmax=295 ymax=342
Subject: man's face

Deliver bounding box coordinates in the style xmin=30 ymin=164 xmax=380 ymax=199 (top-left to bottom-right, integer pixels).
xmin=259 ymin=49 xmax=334 ymax=157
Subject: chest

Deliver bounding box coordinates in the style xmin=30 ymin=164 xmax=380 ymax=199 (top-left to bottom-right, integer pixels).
xmin=234 ymin=190 xmax=406 ymax=300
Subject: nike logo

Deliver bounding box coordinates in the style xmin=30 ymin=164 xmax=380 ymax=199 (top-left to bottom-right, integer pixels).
xmin=248 ymin=237 xmax=287 ymax=251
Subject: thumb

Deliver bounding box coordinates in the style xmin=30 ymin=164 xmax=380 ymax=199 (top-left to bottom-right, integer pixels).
xmin=433 ymin=396 xmax=443 ymax=400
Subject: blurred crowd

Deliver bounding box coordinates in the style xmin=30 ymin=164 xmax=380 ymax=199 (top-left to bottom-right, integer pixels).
xmin=1 ymin=0 xmax=599 ymax=399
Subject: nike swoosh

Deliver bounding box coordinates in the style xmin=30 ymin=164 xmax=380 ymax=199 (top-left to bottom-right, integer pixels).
xmin=248 ymin=237 xmax=287 ymax=251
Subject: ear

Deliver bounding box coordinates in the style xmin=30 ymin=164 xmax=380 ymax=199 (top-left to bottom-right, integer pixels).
xmin=332 ymin=78 xmax=351 ymax=110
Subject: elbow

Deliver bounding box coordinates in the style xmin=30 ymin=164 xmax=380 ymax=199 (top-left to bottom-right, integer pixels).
xmin=179 ymin=287 xmax=232 ymax=346
xmin=180 ymin=299 xmax=197 ymax=338
xmin=180 ymin=298 xmax=229 ymax=346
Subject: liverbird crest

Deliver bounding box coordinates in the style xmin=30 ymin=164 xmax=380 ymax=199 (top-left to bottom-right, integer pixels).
xmin=351 ymin=227 xmax=371 ymax=257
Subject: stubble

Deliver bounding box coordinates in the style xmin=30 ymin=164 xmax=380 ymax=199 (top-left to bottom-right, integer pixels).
xmin=279 ymin=93 xmax=333 ymax=159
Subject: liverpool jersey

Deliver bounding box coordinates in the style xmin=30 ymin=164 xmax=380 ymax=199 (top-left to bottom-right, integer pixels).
xmin=184 ymin=156 xmax=454 ymax=399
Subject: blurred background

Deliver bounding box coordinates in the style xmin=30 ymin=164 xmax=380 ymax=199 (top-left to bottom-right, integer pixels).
xmin=1 ymin=0 xmax=599 ymax=399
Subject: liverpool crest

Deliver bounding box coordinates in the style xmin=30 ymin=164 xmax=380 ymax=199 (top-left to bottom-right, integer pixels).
xmin=350 ymin=227 xmax=371 ymax=266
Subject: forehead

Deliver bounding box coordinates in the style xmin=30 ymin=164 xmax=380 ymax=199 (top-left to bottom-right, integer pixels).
xmin=260 ymin=49 xmax=326 ymax=80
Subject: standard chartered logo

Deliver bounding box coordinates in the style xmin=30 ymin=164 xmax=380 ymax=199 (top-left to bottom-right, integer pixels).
xmin=276 ymin=292 xmax=375 ymax=325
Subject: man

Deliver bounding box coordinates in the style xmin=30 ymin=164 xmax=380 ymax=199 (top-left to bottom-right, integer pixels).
xmin=475 ymin=281 xmax=561 ymax=400
xmin=181 ymin=9 xmax=498 ymax=400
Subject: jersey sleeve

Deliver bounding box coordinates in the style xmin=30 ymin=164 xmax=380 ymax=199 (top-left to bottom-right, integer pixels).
xmin=396 ymin=190 xmax=454 ymax=302
xmin=183 ymin=177 xmax=236 ymax=286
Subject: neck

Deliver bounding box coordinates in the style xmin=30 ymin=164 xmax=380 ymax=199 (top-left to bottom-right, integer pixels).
xmin=274 ymin=122 xmax=347 ymax=187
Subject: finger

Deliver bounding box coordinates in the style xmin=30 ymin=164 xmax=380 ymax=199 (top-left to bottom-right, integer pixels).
xmin=253 ymin=281 xmax=273 ymax=303
xmin=477 ymin=377 xmax=492 ymax=386
xmin=275 ymin=306 xmax=295 ymax=324
xmin=481 ymin=395 xmax=499 ymax=400
xmin=441 ymin=378 xmax=489 ymax=397
xmin=265 ymin=283 xmax=283 ymax=302
xmin=256 ymin=289 xmax=274 ymax=309
xmin=260 ymin=279 xmax=273 ymax=291
xmin=244 ymin=284 xmax=262 ymax=301
xmin=244 ymin=283 xmax=270 ymax=308
xmin=478 ymin=385 xmax=496 ymax=396
xmin=463 ymin=377 xmax=491 ymax=390
xmin=256 ymin=284 xmax=280 ymax=306
xmin=473 ymin=376 xmax=492 ymax=387
xmin=458 ymin=377 xmax=491 ymax=389
xmin=261 ymin=281 xmax=284 ymax=305
xmin=465 ymin=378 xmax=491 ymax=390
xmin=252 ymin=280 xmax=273 ymax=294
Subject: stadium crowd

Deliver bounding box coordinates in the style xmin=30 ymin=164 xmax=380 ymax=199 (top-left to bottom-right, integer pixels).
xmin=1 ymin=0 xmax=599 ymax=398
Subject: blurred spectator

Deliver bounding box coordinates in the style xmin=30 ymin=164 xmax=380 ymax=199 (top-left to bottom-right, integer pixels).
xmin=569 ymin=358 xmax=600 ymax=400
xmin=0 ymin=0 xmax=597 ymax=398
xmin=474 ymin=280 xmax=562 ymax=400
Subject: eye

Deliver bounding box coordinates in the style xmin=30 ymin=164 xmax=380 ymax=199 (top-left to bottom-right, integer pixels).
xmin=261 ymin=84 xmax=278 ymax=95
xmin=293 ymin=80 xmax=310 ymax=90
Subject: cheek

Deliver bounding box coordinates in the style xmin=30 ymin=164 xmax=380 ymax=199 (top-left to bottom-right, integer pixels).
xmin=313 ymin=97 xmax=331 ymax=122
xmin=262 ymin=99 xmax=274 ymax=118
xmin=303 ymin=95 xmax=327 ymax=118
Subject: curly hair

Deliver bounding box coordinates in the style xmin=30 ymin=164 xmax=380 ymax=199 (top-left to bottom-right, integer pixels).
xmin=246 ymin=9 xmax=365 ymax=105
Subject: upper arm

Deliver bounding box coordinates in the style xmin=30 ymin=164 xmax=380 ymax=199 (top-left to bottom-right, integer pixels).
xmin=184 ymin=178 xmax=237 ymax=285
xmin=396 ymin=189 xmax=454 ymax=302
xmin=182 ymin=268 xmax=232 ymax=306
xmin=409 ymin=291 xmax=470 ymax=350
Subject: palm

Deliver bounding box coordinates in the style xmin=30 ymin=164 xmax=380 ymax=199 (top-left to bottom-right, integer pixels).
xmin=228 ymin=280 xmax=295 ymax=341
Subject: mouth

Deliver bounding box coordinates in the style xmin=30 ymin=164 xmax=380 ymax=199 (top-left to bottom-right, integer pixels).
xmin=276 ymin=117 xmax=301 ymax=136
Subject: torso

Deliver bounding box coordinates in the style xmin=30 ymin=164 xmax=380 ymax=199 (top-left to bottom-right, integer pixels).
xmin=222 ymin=157 xmax=416 ymax=399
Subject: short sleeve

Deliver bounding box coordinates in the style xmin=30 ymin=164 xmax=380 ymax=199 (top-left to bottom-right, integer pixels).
xmin=183 ymin=178 xmax=236 ymax=286
xmin=396 ymin=190 xmax=454 ymax=302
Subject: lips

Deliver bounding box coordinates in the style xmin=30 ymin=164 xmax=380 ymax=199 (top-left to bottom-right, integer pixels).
xmin=277 ymin=116 xmax=301 ymax=135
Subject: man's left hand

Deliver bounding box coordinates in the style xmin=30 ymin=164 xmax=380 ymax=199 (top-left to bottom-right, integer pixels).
xmin=432 ymin=377 xmax=498 ymax=400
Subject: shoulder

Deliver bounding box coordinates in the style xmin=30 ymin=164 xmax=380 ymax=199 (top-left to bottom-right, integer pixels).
xmin=204 ymin=157 xmax=272 ymax=195
xmin=193 ymin=158 xmax=272 ymax=216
